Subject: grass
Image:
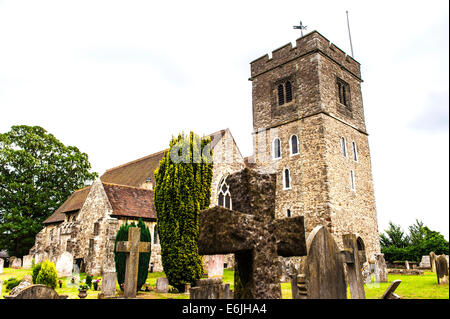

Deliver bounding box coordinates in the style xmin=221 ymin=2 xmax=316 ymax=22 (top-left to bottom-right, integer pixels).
xmin=1 ymin=268 xmax=448 ymax=299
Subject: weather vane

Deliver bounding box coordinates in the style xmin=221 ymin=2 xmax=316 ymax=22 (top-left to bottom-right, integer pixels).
xmin=293 ymin=21 xmax=307 ymax=37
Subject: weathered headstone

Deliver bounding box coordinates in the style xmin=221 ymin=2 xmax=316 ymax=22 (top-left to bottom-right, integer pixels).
xmin=204 ymin=255 xmax=224 ymax=278
xmin=101 ymin=272 xmax=117 ymax=297
xmin=405 ymin=260 xmax=410 ymax=270
xmin=116 ymin=227 xmax=151 ymax=298
xmin=4 ymin=284 xmax=68 ymax=299
xmin=55 ymin=252 xmax=73 ymax=277
xmin=381 ymin=280 xmax=401 ymax=299
xmin=419 ymin=255 xmax=431 ymax=269
xmin=7 ymin=275 xmax=33 ymax=297
xmin=10 ymin=257 xmax=21 ymax=269
xmin=374 ymin=253 xmax=387 ymax=283
xmin=430 ymin=252 xmax=437 ymax=273
xmin=435 ymin=254 xmax=449 ymax=285
xmin=156 ymin=277 xmax=169 ymax=293
xmin=341 ymin=234 xmax=366 ymax=299
xmin=198 ymin=168 xmax=307 ymax=299
xmin=22 ymin=255 xmax=33 ymax=269
xmin=305 ymin=225 xmax=347 ymax=299
xmin=190 ymin=278 xmax=232 ymax=299
xmin=0 ymin=258 xmax=4 ymax=274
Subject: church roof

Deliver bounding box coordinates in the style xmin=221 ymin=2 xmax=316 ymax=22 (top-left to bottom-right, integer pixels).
xmin=43 ymin=186 xmax=92 ymax=224
xmin=103 ymin=183 xmax=156 ymax=221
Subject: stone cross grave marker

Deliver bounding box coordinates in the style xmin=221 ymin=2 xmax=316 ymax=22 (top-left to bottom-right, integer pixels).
xmin=116 ymin=227 xmax=151 ymax=298
xmin=381 ymin=279 xmax=401 ymax=299
xmin=341 ymin=234 xmax=366 ymax=299
xmin=429 ymin=252 xmax=437 ymax=273
xmin=197 ymin=168 xmax=307 ymax=299
xmin=305 ymin=225 xmax=347 ymax=299
xmin=435 ymin=254 xmax=449 ymax=285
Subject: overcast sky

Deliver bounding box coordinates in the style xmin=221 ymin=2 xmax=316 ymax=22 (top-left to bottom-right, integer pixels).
xmin=0 ymin=0 xmax=448 ymax=239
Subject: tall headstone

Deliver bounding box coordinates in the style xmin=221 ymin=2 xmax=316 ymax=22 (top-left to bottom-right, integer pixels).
xmin=10 ymin=257 xmax=21 ymax=269
xmin=101 ymin=272 xmax=117 ymax=298
xmin=22 ymin=255 xmax=33 ymax=269
xmin=204 ymin=255 xmax=224 ymax=278
xmin=341 ymin=234 xmax=366 ymax=299
xmin=429 ymin=252 xmax=437 ymax=273
xmin=405 ymin=260 xmax=410 ymax=270
xmin=198 ymin=168 xmax=307 ymax=299
xmin=0 ymin=258 xmax=4 ymax=274
xmin=156 ymin=277 xmax=169 ymax=293
xmin=115 ymin=227 xmax=151 ymax=298
xmin=374 ymin=253 xmax=387 ymax=282
xmin=305 ymin=226 xmax=347 ymax=299
xmin=419 ymin=256 xmax=431 ymax=269
xmin=435 ymin=254 xmax=449 ymax=285
xmin=56 ymin=252 xmax=73 ymax=277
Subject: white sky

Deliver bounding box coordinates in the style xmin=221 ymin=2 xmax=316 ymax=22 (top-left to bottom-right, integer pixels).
xmin=0 ymin=0 xmax=448 ymax=239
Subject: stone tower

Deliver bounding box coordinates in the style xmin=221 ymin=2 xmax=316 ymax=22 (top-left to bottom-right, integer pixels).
xmin=249 ymin=31 xmax=380 ymax=258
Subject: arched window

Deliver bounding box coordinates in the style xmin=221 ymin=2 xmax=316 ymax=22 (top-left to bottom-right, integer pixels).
xmin=350 ymin=170 xmax=356 ymax=191
xmin=153 ymin=225 xmax=158 ymax=244
xmin=278 ymin=84 xmax=285 ymax=106
xmin=286 ymin=209 xmax=291 ymax=218
xmin=273 ymin=138 xmax=281 ymax=159
xmin=285 ymin=81 xmax=292 ymax=102
xmin=218 ymin=176 xmax=232 ymax=209
xmin=341 ymin=137 xmax=347 ymax=158
xmin=283 ymin=168 xmax=291 ymax=189
xmin=352 ymin=141 xmax=358 ymax=162
xmin=290 ymin=135 xmax=299 ymax=155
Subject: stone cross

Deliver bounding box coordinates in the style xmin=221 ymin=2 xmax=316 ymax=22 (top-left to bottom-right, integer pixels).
xmin=435 ymin=254 xmax=449 ymax=285
xmin=306 ymin=226 xmax=347 ymax=299
xmin=115 ymin=227 xmax=151 ymax=298
xmin=341 ymin=234 xmax=366 ymax=299
xmin=197 ymin=168 xmax=307 ymax=299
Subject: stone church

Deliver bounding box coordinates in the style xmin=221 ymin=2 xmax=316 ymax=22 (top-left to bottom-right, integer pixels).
xmin=29 ymin=30 xmax=381 ymax=276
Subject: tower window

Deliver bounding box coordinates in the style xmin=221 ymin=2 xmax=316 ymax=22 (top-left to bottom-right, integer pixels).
xmin=337 ymin=78 xmax=351 ymax=108
xmin=286 ymin=209 xmax=291 ymax=218
xmin=341 ymin=137 xmax=347 ymax=158
xmin=277 ymin=81 xmax=293 ymax=105
xmin=273 ymin=138 xmax=282 ymax=159
xmin=218 ymin=176 xmax=232 ymax=209
xmin=290 ymin=135 xmax=299 ymax=155
xmin=153 ymin=225 xmax=158 ymax=244
xmin=352 ymin=142 xmax=358 ymax=162
xmin=350 ymin=170 xmax=356 ymax=191
xmin=283 ymin=168 xmax=291 ymax=190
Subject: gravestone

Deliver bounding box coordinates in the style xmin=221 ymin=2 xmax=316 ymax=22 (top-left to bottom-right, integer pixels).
xmin=4 ymin=284 xmax=68 ymax=299
xmin=101 ymin=272 xmax=117 ymax=297
xmin=435 ymin=254 xmax=449 ymax=285
xmin=205 ymin=255 xmax=224 ymax=278
xmin=55 ymin=252 xmax=73 ymax=277
xmin=190 ymin=278 xmax=232 ymax=299
xmin=22 ymin=255 xmax=32 ymax=269
xmin=381 ymin=280 xmax=401 ymax=299
xmin=7 ymin=275 xmax=33 ymax=297
xmin=429 ymin=252 xmax=437 ymax=273
xmin=374 ymin=253 xmax=387 ymax=282
xmin=10 ymin=257 xmax=21 ymax=269
xmin=0 ymin=258 xmax=3 ymax=274
xmin=341 ymin=234 xmax=366 ymax=299
xmin=405 ymin=260 xmax=410 ymax=270
xmin=156 ymin=277 xmax=169 ymax=293
xmin=198 ymin=168 xmax=307 ymax=299
xmin=116 ymin=227 xmax=151 ymax=298
xmin=419 ymin=255 xmax=431 ymax=269
xmin=305 ymin=225 xmax=347 ymax=299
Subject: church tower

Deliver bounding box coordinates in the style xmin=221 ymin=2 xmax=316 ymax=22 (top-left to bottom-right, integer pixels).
xmin=249 ymin=31 xmax=380 ymax=257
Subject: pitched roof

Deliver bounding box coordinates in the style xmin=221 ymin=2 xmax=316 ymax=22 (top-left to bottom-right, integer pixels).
xmin=43 ymin=186 xmax=91 ymax=224
xmin=103 ymin=183 xmax=156 ymax=220
xmin=99 ymin=130 xmax=225 ymax=188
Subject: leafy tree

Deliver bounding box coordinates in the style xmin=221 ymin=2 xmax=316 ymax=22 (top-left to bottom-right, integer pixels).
xmin=113 ymin=219 xmax=151 ymax=291
xmin=0 ymin=125 xmax=98 ymax=257
xmin=154 ymin=132 xmax=213 ymax=292
xmin=379 ymin=222 xmax=409 ymax=249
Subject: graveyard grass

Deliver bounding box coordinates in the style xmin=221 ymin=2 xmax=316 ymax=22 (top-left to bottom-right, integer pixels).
xmin=1 ymin=268 xmax=448 ymax=299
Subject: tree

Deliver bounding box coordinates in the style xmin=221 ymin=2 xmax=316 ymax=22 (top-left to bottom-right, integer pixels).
xmin=379 ymin=221 xmax=409 ymax=249
xmin=154 ymin=132 xmax=213 ymax=292
xmin=113 ymin=219 xmax=151 ymax=291
xmin=0 ymin=125 xmax=98 ymax=257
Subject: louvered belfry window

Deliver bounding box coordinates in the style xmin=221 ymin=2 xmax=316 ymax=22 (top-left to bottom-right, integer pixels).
xmin=277 ymin=81 xmax=293 ymax=105
xmin=278 ymin=84 xmax=285 ymax=105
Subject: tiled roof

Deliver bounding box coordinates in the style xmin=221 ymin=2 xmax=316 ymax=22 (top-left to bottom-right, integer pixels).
xmin=43 ymin=186 xmax=91 ymax=224
xmin=103 ymin=183 xmax=156 ymax=220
